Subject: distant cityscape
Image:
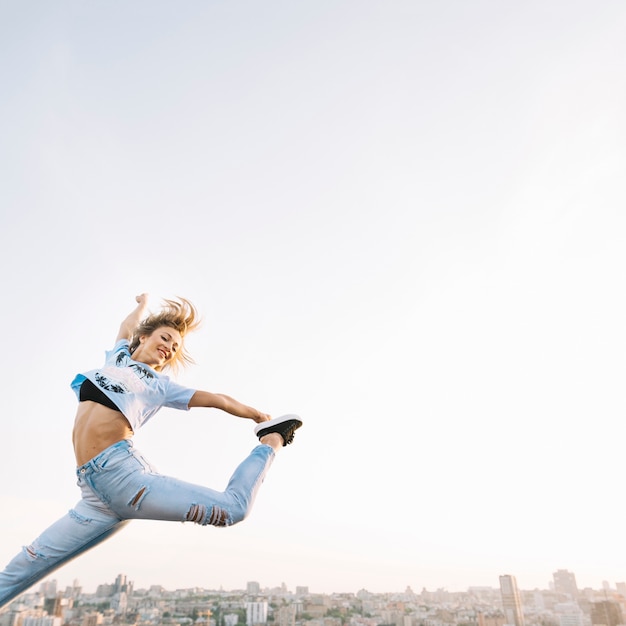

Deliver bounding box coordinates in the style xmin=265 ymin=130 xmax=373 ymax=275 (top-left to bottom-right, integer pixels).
xmin=2 ymin=570 xmax=626 ymax=626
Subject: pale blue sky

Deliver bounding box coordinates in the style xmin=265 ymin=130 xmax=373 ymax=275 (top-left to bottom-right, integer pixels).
xmin=1 ymin=0 xmax=626 ymax=595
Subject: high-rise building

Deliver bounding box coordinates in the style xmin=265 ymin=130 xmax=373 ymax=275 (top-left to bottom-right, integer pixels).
xmin=39 ymin=580 xmax=57 ymax=599
xmin=114 ymin=574 xmax=132 ymax=595
xmin=246 ymin=601 xmax=268 ymax=626
xmin=247 ymin=581 xmax=261 ymax=595
xmin=499 ymin=575 xmax=525 ymax=626
xmin=591 ymin=601 xmax=623 ymax=626
xmin=553 ymin=570 xmax=579 ymax=598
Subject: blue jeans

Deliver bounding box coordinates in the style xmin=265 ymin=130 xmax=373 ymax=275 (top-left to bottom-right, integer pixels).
xmin=0 ymin=440 xmax=275 ymax=608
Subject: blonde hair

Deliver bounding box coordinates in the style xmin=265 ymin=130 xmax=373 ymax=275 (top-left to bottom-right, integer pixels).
xmin=129 ymin=297 xmax=201 ymax=371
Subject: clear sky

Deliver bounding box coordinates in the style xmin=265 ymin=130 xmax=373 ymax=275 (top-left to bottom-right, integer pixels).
xmin=1 ymin=0 xmax=626 ymax=597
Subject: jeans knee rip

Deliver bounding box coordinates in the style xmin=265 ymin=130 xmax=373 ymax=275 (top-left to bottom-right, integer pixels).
xmin=24 ymin=540 xmax=49 ymax=561
xmin=128 ymin=486 xmax=149 ymax=510
xmin=25 ymin=545 xmax=40 ymax=560
xmin=186 ymin=504 xmax=231 ymax=527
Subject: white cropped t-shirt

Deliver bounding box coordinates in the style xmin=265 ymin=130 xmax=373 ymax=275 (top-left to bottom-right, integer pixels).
xmin=71 ymin=339 xmax=196 ymax=432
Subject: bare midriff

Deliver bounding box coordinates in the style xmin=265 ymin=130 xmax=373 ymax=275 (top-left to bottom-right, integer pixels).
xmin=73 ymin=402 xmax=134 ymax=467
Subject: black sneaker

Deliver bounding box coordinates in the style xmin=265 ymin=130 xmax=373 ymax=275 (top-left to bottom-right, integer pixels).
xmin=254 ymin=414 xmax=303 ymax=446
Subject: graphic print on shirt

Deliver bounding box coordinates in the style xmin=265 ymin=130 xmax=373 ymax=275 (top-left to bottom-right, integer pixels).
xmin=113 ymin=347 xmax=155 ymax=382
xmin=94 ymin=372 xmax=129 ymax=394
xmin=129 ymin=364 xmax=155 ymax=382
xmin=95 ymin=347 xmax=156 ymax=395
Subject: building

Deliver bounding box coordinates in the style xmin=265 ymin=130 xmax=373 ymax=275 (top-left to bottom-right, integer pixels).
xmin=82 ymin=613 xmax=104 ymax=626
xmin=0 ymin=614 xmax=19 ymax=626
xmin=22 ymin=618 xmax=61 ymax=626
xmin=553 ymin=571 xmax=579 ymax=598
xmin=591 ymin=601 xmax=623 ymax=626
xmin=554 ymin=601 xmax=584 ymax=626
xmin=38 ymin=581 xmax=57 ymax=599
xmin=112 ymin=591 xmax=128 ymax=615
xmin=302 ymin=596 xmax=332 ymax=618
xmin=114 ymin=574 xmax=132 ymax=595
xmin=247 ymin=582 xmax=261 ymax=595
xmin=246 ymin=601 xmax=268 ymax=626
xmin=499 ymin=575 xmax=525 ymax=626
xmin=559 ymin=614 xmax=584 ymax=626
xmin=478 ymin=613 xmax=506 ymax=626
xmin=275 ymin=605 xmax=296 ymax=626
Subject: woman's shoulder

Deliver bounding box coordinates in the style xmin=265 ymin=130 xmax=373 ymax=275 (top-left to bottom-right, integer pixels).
xmin=105 ymin=339 xmax=132 ymax=364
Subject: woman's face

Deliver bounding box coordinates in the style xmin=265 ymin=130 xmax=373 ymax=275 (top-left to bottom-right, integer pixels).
xmin=133 ymin=326 xmax=183 ymax=370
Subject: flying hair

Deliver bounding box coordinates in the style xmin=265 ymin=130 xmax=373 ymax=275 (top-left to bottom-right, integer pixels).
xmin=129 ymin=297 xmax=201 ymax=371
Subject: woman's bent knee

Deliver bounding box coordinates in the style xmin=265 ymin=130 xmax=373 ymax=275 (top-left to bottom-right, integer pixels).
xmin=185 ymin=503 xmax=247 ymax=527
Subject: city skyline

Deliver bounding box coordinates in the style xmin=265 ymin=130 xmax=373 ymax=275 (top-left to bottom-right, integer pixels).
xmin=5 ymin=568 xmax=626 ymax=626
xmin=20 ymin=569 xmax=626 ymax=598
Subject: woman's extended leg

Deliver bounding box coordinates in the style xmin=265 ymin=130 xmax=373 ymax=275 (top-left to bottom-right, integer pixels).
xmin=0 ymin=484 xmax=128 ymax=609
xmin=86 ymin=442 xmax=276 ymax=528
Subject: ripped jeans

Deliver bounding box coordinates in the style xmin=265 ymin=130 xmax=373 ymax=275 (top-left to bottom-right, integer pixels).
xmin=0 ymin=439 xmax=275 ymax=609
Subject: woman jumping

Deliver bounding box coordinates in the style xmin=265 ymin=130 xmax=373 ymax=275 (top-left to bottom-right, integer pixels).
xmin=0 ymin=294 xmax=302 ymax=609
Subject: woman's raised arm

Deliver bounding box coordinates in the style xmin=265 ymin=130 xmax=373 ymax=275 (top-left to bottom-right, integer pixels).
xmin=116 ymin=293 xmax=150 ymax=342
